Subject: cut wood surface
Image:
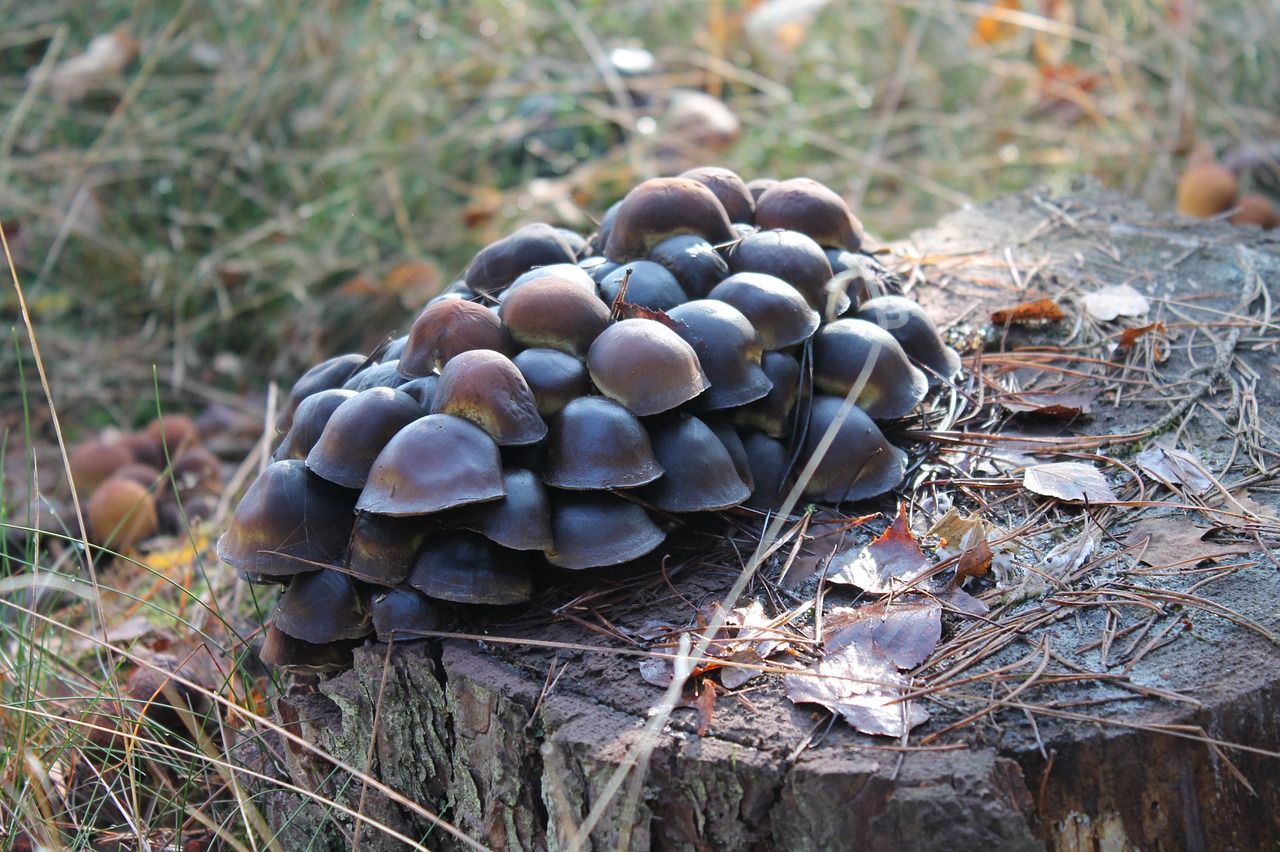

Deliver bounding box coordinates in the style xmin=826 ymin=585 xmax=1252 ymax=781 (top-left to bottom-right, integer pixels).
xmin=260 ymin=184 xmax=1280 ymax=851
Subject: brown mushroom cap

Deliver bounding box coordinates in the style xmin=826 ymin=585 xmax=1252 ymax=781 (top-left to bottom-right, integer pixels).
xmin=745 ymin=178 xmax=779 ymax=203
xmin=679 ymin=166 xmax=756 ymax=224
xmin=1230 ymin=192 xmax=1280 ymax=229
xmin=512 ymin=348 xmax=592 ymax=418
xmin=68 ymin=437 xmax=135 ymax=498
xmin=813 ymin=318 xmax=929 ymax=420
xmin=603 ymin=177 xmax=736 ymax=262
xmin=825 ymin=250 xmax=902 ymax=311
xmin=799 ymin=395 xmax=907 ymax=503
xmin=708 ymin=271 xmax=820 ymax=349
xmin=501 ymin=262 xmax=598 ymax=300
xmin=586 ymin=318 xmax=709 ymax=416
xmin=754 ymin=177 xmax=864 ymax=251
xmin=542 ymin=395 xmax=664 ymax=490
xmin=276 ymin=353 xmax=367 ymax=435
xmin=371 ymin=588 xmax=446 ymax=642
xmin=343 ymin=360 xmax=409 ymax=393
xmin=702 ymin=414 xmax=754 ymax=492
xmin=357 ymin=414 xmax=505 ymax=516
xmin=726 ymin=349 xmax=804 ymax=438
xmin=259 ymin=622 xmax=360 ymax=674
xmin=272 ymin=568 xmax=372 ymax=645
xmin=429 ymin=349 xmax=548 ymax=446
xmin=544 ymin=490 xmax=666 ymax=570
xmin=344 ymin=512 xmax=432 ymax=586
xmin=306 ymin=387 xmax=425 ymax=488
xmin=449 ymin=468 xmax=554 ymax=551
xmin=638 ymin=414 xmax=751 ymax=512
xmin=87 ymin=477 xmax=159 ymax=552
xmin=1176 ymin=161 xmax=1238 ymax=218
xmin=407 ymin=530 xmax=534 ymax=605
xmin=855 ymin=295 xmax=962 ymax=383
xmin=497 ymin=275 xmax=611 ymax=356
xmin=666 ymin=300 xmax=772 ymax=411
xmin=272 ymin=388 xmax=357 ymax=463
xmin=217 ymin=459 xmax=358 ymax=579
xmin=398 ymin=298 xmax=515 ymax=378
xmin=464 ymin=222 xmax=579 ymax=299
xmin=724 ymin=228 xmax=839 ymax=313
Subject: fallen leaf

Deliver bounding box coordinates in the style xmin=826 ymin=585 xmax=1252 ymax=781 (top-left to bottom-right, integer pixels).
xmin=718 ymin=648 xmax=764 ymax=690
xmin=1230 ymin=490 xmax=1279 ymax=522
xmin=991 ymin=296 xmax=1066 ymax=325
xmin=1023 ymin=461 xmax=1116 ymax=503
xmin=998 ymin=389 xmax=1096 ymax=418
xmin=956 ymin=540 xmax=994 ymax=578
xmin=1116 ymin=321 xmax=1168 ymax=352
xmin=693 ymin=678 xmax=717 ymax=736
xmin=928 ymin=507 xmax=1018 ymax=582
xmin=46 ymin=29 xmax=139 ymax=102
xmin=1123 ymin=518 xmax=1252 ymax=568
xmin=1039 ymin=523 xmax=1102 ymax=581
xmin=1135 ymin=443 xmax=1214 ymax=495
xmin=826 ymin=506 xmax=931 ymax=593
xmin=1083 ymin=284 xmax=1150 ymax=321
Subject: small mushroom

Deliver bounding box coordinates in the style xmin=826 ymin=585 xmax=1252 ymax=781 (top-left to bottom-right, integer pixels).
xmin=544 ymin=490 xmax=666 ymax=570
xmin=1230 ymin=192 xmax=1280 ymax=229
xmin=855 ymin=295 xmax=962 ymax=383
xmin=146 ymin=414 xmax=201 ymax=461
xmin=742 ymin=432 xmax=793 ymax=512
xmin=602 ymin=177 xmax=736 ymax=262
xmin=502 ymin=262 xmax=598 ymax=300
xmin=723 ymin=228 xmax=839 ymax=313
xmin=726 ymin=350 xmax=804 ymax=437
xmin=638 ymin=414 xmax=751 ymax=512
xmin=217 ymin=459 xmax=358 ymax=580
xmin=679 ymin=166 xmax=756 ymax=224
xmin=745 ymin=177 xmax=779 ymax=203
xmin=259 ymin=622 xmax=361 ymax=674
xmin=1176 ymin=157 xmax=1238 ymax=218
xmin=707 ymin=271 xmax=820 ymax=349
xmin=598 ymin=261 xmax=689 ymax=312
xmin=666 ymin=300 xmax=772 ymax=411
xmin=407 ymin=530 xmax=534 ymax=605
xmin=512 ymin=348 xmax=593 ymax=418
xmin=397 ymin=374 xmax=439 ymax=409
xmin=276 ymin=353 xmax=367 ymax=435
xmin=343 ymin=360 xmax=408 ymax=392
xmin=306 ymin=387 xmax=425 ymax=489
xmin=371 ymin=588 xmax=446 ymax=642
xmin=812 ymin=319 xmax=929 ymax=420
xmin=647 ymin=234 xmax=731 ymax=300
xmin=799 ymin=396 xmax=907 ymax=503
xmin=825 ymin=250 xmax=902 ymax=311
xmin=68 ymin=436 xmax=135 ymax=498
xmin=497 ymin=275 xmax=611 ymax=356
xmin=753 ymin=177 xmax=864 ymax=251
xmin=586 ymin=319 xmax=708 ymax=416
xmin=272 ymin=568 xmax=372 ymax=645
xmin=357 ymin=414 xmax=505 ymax=516
xmin=449 ymin=468 xmax=554 ymax=551
xmin=429 ymin=349 xmax=548 ymax=446
xmin=397 ymin=298 xmax=515 ymax=378
xmin=87 ymin=476 xmax=159 ymax=552
xmin=272 ymin=388 xmax=357 ymax=463
xmin=345 ymin=511 xmax=432 ymax=586
xmin=464 ymin=222 xmax=579 ymax=299
xmin=542 ymin=396 xmax=664 ymax=490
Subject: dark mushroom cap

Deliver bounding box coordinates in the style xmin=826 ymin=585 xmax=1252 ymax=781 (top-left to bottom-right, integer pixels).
xmin=345 ymin=512 xmax=432 ymax=586
xmin=586 ymin=319 xmax=708 ymax=416
xmin=306 ymin=387 xmax=425 ymax=489
xmin=449 ymin=468 xmax=554 ymax=551
xmin=502 ymin=262 xmax=598 ymax=300
xmin=542 ymin=395 xmax=664 ymax=490
xmin=825 ymin=250 xmax=902 ymax=310
xmin=813 ymin=319 xmax=928 ymax=420
xmin=588 ymin=199 xmax=624 ymax=257
xmin=603 ymin=177 xmax=736 ymax=262
xmin=371 ymin=588 xmax=446 ymax=642
xmin=726 ymin=349 xmax=804 ymax=438
xmin=273 ymin=388 xmax=357 ymax=463
xmin=799 ymin=395 xmax=907 ymax=503
xmin=512 ymin=348 xmax=592 ymax=418
xmin=708 ymin=271 xmax=820 ymax=349
xmin=380 ymin=334 xmax=410 ymax=363
xmin=742 ymin=431 xmax=794 ymax=511
xmin=275 ymin=353 xmax=367 ymax=434
xmin=429 ymin=349 xmax=548 ymax=446
xmin=464 ymin=222 xmax=579 ymax=299
xmin=754 ymin=177 xmax=864 ymax=251
xmin=272 ymin=568 xmax=372 ymax=644
xmin=647 ymin=234 xmax=731 ymax=300
xmin=723 ymin=228 xmax=839 ymax=313
xmin=343 ymin=360 xmax=409 ymax=392
xmin=581 ymin=256 xmax=621 ymax=285
xmin=745 ymin=177 xmax=779 ymax=203
xmin=398 ymin=298 xmax=515 ymax=378
xmin=217 ymin=459 xmax=358 ymax=579
xmin=666 ymin=300 xmax=772 ymax=411
xmin=598 ymin=261 xmax=689 ymax=312
xmin=407 ymin=530 xmax=534 ymax=605
xmin=545 ymin=490 xmax=666 ymax=569
xmin=638 ymin=414 xmax=751 ymax=512
xmin=856 ymin=295 xmax=962 ymax=383
xmin=146 ymin=414 xmax=201 ymax=459
xmin=357 ymin=414 xmax=505 ymax=516
xmin=171 ymin=446 xmax=223 ymax=495
xmin=397 ymin=374 xmax=439 ymax=409
xmin=702 ymin=414 xmax=754 ymax=492
xmin=679 ymin=166 xmax=755 ymax=224
xmin=259 ymin=622 xmax=361 ymax=674
xmin=497 ymin=275 xmax=611 ymax=356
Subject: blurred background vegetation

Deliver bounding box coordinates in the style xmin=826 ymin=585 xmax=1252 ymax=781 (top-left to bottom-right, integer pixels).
xmin=3 ymin=0 xmax=1278 ymax=433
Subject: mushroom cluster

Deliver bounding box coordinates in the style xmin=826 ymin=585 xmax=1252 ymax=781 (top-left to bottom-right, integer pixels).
xmin=218 ymin=168 xmax=961 ymax=673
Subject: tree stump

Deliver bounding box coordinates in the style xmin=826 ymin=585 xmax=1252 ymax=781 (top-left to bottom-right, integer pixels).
xmin=258 ymin=183 xmax=1280 ymax=851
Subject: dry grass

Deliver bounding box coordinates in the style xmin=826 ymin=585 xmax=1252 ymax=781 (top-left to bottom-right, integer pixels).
xmin=3 ymin=0 xmax=1280 ymax=849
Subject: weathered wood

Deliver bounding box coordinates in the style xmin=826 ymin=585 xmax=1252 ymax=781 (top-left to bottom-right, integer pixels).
xmin=260 ymin=184 xmax=1280 ymax=851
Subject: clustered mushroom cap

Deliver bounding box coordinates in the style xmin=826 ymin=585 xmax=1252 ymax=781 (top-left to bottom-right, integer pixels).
xmin=586 ymin=319 xmax=709 ymax=416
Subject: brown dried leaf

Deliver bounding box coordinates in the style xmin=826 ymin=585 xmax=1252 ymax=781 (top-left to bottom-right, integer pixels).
xmin=1116 ymin=321 xmax=1167 ymax=351
xmin=1023 ymin=461 xmax=1116 ymax=503
xmin=999 ymin=389 xmax=1096 ymax=418
xmin=693 ymin=678 xmax=717 ymax=736
xmin=990 ymin=296 xmax=1066 ymax=325
xmin=1135 ymin=443 xmax=1214 ymax=495
xmin=1123 ymin=518 xmax=1252 ymax=568
xmin=1083 ymin=284 xmax=1150 ymax=321
xmin=928 ymin=507 xmax=1017 ymax=581
xmin=1231 ymin=490 xmax=1280 ymax=522
xmin=827 ymin=506 xmax=930 ymax=593
xmin=956 ymin=540 xmax=994 ymax=579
